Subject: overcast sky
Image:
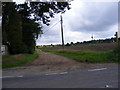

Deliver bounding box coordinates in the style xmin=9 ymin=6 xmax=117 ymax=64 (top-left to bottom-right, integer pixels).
xmin=14 ymin=0 xmax=119 ymax=45
xmin=37 ymin=0 xmax=118 ymax=45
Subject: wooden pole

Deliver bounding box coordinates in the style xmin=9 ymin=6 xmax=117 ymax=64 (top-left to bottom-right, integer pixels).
xmin=115 ymin=32 xmax=118 ymax=43
xmin=60 ymin=15 xmax=64 ymax=50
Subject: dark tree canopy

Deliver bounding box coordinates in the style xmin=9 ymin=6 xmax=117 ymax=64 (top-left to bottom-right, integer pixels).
xmin=29 ymin=2 xmax=70 ymax=25
xmin=17 ymin=2 xmax=71 ymax=25
xmin=2 ymin=3 xmax=23 ymax=53
xmin=2 ymin=1 xmax=71 ymax=54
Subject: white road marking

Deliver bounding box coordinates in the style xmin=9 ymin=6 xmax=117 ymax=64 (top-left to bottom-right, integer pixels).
xmin=60 ymin=72 xmax=68 ymax=74
xmin=0 ymin=76 xmax=23 ymax=78
xmin=45 ymin=73 xmax=59 ymax=75
xmin=88 ymin=68 xmax=107 ymax=71
xmin=100 ymin=85 xmax=112 ymax=88
xmin=45 ymin=72 xmax=68 ymax=75
xmin=105 ymin=85 xmax=109 ymax=88
xmin=17 ymin=76 xmax=23 ymax=78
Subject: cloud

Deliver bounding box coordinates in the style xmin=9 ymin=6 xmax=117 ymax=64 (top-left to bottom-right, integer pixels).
xmin=64 ymin=1 xmax=118 ymax=33
xmin=13 ymin=0 xmax=25 ymax=4
xmin=36 ymin=0 xmax=118 ymax=45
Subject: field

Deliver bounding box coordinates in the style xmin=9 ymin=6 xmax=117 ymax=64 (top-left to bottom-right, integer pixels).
xmin=41 ymin=43 xmax=116 ymax=51
xmin=42 ymin=43 xmax=119 ymax=63
xmin=2 ymin=43 xmax=118 ymax=69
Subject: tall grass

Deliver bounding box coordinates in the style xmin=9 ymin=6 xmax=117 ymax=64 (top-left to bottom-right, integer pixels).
xmin=2 ymin=52 xmax=38 ymax=69
xmin=43 ymin=50 xmax=118 ymax=63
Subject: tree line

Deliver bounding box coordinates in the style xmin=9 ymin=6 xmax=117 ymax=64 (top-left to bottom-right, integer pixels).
xmin=2 ymin=2 xmax=71 ymax=54
xmin=65 ymin=37 xmax=120 ymax=46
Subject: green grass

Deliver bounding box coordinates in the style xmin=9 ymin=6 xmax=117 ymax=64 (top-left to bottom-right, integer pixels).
xmin=2 ymin=52 xmax=38 ymax=69
xmin=42 ymin=50 xmax=118 ymax=63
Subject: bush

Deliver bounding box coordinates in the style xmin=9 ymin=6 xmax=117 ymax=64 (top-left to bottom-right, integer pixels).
xmin=112 ymin=42 xmax=120 ymax=61
xmin=9 ymin=42 xmax=28 ymax=54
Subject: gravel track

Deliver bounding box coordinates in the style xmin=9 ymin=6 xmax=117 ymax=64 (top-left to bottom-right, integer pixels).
xmin=3 ymin=51 xmax=118 ymax=76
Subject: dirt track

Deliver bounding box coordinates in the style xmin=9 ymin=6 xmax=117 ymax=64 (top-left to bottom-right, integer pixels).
xmin=3 ymin=51 xmax=118 ymax=76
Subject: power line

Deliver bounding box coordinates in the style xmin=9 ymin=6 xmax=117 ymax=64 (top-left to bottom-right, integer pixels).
xmin=43 ymin=20 xmax=60 ymax=34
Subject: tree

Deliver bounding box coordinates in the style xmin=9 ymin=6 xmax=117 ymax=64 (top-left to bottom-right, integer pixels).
xmin=2 ymin=2 xmax=71 ymax=54
xmin=17 ymin=2 xmax=71 ymax=53
xmin=2 ymin=3 xmax=27 ymax=54
xmin=65 ymin=43 xmax=70 ymax=46
xmin=114 ymin=38 xmax=120 ymax=60
xmin=22 ymin=20 xmax=42 ymax=53
xmin=17 ymin=3 xmax=43 ymax=53
xmin=70 ymin=42 xmax=73 ymax=45
xmin=18 ymin=2 xmax=71 ymax=25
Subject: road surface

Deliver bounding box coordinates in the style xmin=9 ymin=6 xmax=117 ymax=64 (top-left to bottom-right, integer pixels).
xmin=2 ymin=65 xmax=118 ymax=88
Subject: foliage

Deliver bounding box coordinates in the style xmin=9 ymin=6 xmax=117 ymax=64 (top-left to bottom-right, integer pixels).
xmin=114 ymin=42 xmax=120 ymax=60
xmin=29 ymin=2 xmax=70 ymax=25
xmin=2 ymin=3 xmax=27 ymax=54
xmin=66 ymin=37 xmax=117 ymax=46
xmin=2 ymin=2 xmax=71 ymax=54
xmin=65 ymin=43 xmax=70 ymax=46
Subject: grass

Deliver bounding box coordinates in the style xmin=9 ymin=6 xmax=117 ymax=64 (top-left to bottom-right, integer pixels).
xmin=42 ymin=49 xmax=119 ymax=63
xmin=2 ymin=52 xmax=38 ymax=69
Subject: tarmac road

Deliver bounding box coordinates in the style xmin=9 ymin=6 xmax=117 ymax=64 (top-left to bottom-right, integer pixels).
xmin=2 ymin=65 xmax=118 ymax=88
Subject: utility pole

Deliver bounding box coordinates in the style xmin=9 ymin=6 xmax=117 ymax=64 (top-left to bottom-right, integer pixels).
xmin=91 ymin=34 xmax=93 ymax=41
xmin=91 ymin=34 xmax=93 ymax=44
xmin=60 ymin=15 xmax=64 ymax=49
xmin=115 ymin=32 xmax=118 ymax=43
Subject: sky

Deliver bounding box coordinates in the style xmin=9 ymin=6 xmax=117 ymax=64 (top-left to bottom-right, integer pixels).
xmin=13 ymin=0 xmax=119 ymax=45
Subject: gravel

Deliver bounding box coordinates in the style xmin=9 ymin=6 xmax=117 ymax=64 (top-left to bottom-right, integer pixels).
xmin=3 ymin=51 xmax=118 ymax=76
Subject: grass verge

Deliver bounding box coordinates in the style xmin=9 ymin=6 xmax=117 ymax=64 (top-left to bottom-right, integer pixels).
xmin=42 ymin=49 xmax=118 ymax=63
xmin=2 ymin=52 xmax=38 ymax=69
